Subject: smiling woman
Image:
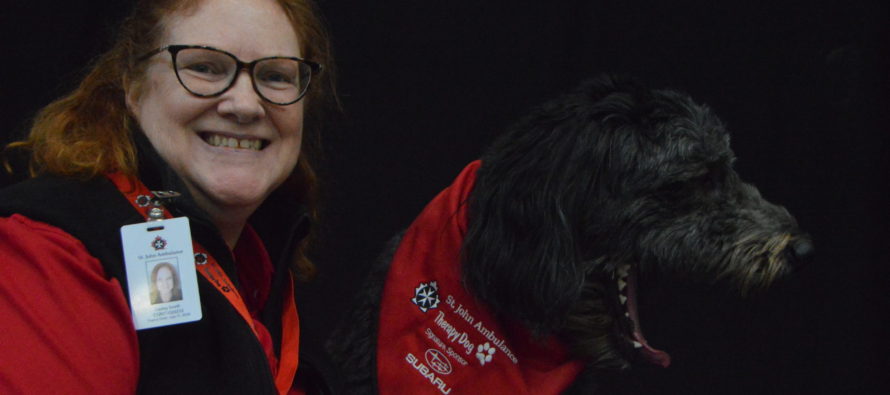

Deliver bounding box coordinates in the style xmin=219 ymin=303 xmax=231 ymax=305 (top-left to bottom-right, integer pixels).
xmin=127 ymin=0 xmax=310 ymax=248
xmin=0 ymin=0 xmax=337 ymax=393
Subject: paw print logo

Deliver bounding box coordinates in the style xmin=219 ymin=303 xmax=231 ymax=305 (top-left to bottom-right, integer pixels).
xmin=411 ymin=281 xmax=440 ymax=313
xmin=476 ymin=342 xmax=496 ymax=366
xmin=151 ymin=236 xmax=167 ymax=251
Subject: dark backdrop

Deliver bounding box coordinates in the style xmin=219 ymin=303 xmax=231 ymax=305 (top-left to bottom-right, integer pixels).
xmin=2 ymin=1 xmax=885 ymax=394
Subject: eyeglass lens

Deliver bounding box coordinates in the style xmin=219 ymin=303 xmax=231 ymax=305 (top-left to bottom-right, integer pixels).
xmin=174 ymin=47 xmax=311 ymax=104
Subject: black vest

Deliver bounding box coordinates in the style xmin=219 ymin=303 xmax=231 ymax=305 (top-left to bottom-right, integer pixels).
xmin=0 ymin=174 xmax=315 ymax=394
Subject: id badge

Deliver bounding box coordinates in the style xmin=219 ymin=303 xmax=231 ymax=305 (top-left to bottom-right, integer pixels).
xmin=120 ymin=217 xmax=202 ymax=330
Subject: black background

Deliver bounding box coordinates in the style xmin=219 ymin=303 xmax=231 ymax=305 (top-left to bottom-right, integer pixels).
xmin=2 ymin=1 xmax=886 ymax=393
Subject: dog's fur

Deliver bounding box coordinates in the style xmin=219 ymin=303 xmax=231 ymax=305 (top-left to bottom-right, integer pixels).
xmin=328 ymin=75 xmax=811 ymax=393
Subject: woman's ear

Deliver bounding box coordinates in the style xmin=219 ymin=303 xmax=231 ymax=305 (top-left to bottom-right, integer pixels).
xmin=123 ymin=75 xmax=142 ymax=118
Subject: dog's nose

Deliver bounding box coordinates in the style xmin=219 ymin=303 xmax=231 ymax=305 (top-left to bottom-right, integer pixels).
xmin=787 ymin=238 xmax=815 ymax=268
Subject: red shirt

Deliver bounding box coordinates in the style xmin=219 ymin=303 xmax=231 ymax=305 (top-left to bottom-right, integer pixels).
xmin=0 ymin=214 xmax=139 ymax=393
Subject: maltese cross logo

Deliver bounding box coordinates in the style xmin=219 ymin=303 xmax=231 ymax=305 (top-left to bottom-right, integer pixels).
xmin=411 ymin=281 xmax=440 ymax=313
xmin=476 ymin=342 xmax=496 ymax=366
xmin=151 ymin=236 xmax=167 ymax=251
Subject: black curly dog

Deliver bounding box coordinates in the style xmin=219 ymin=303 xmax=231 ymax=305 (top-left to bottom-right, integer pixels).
xmin=329 ymin=75 xmax=813 ymax=393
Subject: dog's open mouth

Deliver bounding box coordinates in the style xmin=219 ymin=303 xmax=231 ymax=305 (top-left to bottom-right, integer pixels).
xmin=618 ymin=264 xmax=671 ymax=367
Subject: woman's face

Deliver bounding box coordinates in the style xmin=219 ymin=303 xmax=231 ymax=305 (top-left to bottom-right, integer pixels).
xmin=128 ymin=0 xmax=304 ymax=218
xmin=156 ymin=266 xmax=175 ymax=299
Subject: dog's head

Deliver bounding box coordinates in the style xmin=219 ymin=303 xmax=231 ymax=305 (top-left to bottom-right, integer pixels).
xmin=461 ymin=75 xmax=812 ymax=370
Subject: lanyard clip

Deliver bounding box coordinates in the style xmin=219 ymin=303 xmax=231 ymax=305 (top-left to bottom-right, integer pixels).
xmin=151 ymin=190 xmax=182 ymax=208
xmin=147 ymin=207 xmax=166 ymax=221
xmin=144 ymin=190 xmax=181 ymax=221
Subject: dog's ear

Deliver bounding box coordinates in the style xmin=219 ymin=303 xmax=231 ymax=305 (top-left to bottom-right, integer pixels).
xmin=461 ymin=75 xmax=646 ymax=334
xmin=461 ymin=151 xmax=588 ymax=335
xmin=460 ymin=75 xmax=664 ymax=334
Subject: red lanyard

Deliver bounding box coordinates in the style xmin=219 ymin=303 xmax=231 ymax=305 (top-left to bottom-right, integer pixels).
xmin=107 ymin=172 xmax=300 ymax=394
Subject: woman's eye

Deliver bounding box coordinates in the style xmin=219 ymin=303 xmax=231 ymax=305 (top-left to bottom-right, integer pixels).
xmin=259 ymin=71 xmax=293 ymax=84
xmin=183 ymin=62 xmax=224 ymax=75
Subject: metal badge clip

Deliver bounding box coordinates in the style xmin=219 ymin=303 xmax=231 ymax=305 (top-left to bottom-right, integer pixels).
xmin=145 ymin=191 xmax=181 ymax=221
xmin=147 ymin=207 xmax=166 ymax=221
xmin=151 ymin=190 xmax=181 ymax=205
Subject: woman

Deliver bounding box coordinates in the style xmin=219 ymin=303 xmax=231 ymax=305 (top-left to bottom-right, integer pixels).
xmin=0 ymin=0 xmax=336 ymax=393
xmin=150 ymin=262 xmax=183 ymax=304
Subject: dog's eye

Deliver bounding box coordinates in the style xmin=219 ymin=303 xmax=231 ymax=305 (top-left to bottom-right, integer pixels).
xmin=656 ymin=180 xmax=687 ymax=196
xmin=701 ymin=166 xmax=726 ymax=188
xmin=694 ymin=172 xmax=715 ymax=188
xmin=657 ymin=168 xmax=722 ymax=196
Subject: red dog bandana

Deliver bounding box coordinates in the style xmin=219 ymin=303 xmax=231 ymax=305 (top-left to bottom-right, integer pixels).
xmin=377 ymin=161 xmax=585 ymax=394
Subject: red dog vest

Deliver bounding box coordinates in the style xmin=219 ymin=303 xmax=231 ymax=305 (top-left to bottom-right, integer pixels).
xmin=377 ymin=161 xmax=585 ymax=394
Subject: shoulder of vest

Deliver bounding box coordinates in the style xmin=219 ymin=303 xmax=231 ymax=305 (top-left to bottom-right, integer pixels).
xmin=0 ymin=175 xmax=143 ymax=292
xmin=0 ymin=174 xmax=135 ymax=217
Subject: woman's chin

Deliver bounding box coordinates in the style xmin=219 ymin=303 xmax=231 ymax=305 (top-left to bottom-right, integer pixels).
xmin=189 ymin=174 xmax=280 ymax=214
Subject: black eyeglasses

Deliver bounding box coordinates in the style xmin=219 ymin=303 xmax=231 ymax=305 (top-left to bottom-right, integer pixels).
xmin=138 ymin=45 xmax=322 ymax=105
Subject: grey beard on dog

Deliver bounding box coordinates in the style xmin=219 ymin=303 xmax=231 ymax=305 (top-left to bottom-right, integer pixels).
xmin=329 ymin=74 xmax=813 ymax=393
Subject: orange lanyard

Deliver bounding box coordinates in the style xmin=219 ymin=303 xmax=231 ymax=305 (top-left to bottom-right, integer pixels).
xmin=107 ymin=172 xmax=300 ymax=394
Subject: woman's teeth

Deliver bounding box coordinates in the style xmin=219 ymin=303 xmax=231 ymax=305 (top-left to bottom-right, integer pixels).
xmin=204 ymin=134 xmax=263 ymax=150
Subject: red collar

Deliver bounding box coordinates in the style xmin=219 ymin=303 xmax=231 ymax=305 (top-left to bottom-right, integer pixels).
xmin=377 ymin=161 xmax=584 ymax=394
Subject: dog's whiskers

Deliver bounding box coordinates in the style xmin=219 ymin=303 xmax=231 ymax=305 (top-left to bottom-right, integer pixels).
xmin=725 ymin=233 xmax=792 ymax=294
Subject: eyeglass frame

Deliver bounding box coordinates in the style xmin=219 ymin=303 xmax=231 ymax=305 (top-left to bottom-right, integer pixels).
xmin=137 ymin=44 xmax=323 ymax=105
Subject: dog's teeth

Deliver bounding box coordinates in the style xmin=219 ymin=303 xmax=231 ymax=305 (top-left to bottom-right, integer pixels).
xmin=620 ymin=295 xmax=628 ymax=304
xmin=617 ymin=265 xmax=630 ymax=277
xmin=618 ymin=279 xmax=627 ymax=290
xmin=633 ymin=341 xmax=643 ymax=349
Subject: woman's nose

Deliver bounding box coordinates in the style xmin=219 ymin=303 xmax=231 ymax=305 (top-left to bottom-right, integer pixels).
xmin=217 ymin=71 xmax=266 ymax=123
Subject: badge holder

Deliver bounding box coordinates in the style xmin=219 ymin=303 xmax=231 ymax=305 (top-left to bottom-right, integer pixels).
xmin=120 ymin=192 xmax=202 ymax=330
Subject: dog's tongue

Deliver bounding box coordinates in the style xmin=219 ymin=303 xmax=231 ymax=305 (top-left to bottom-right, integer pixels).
xmin=627 ymin=268 xmax=671 ymax=368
